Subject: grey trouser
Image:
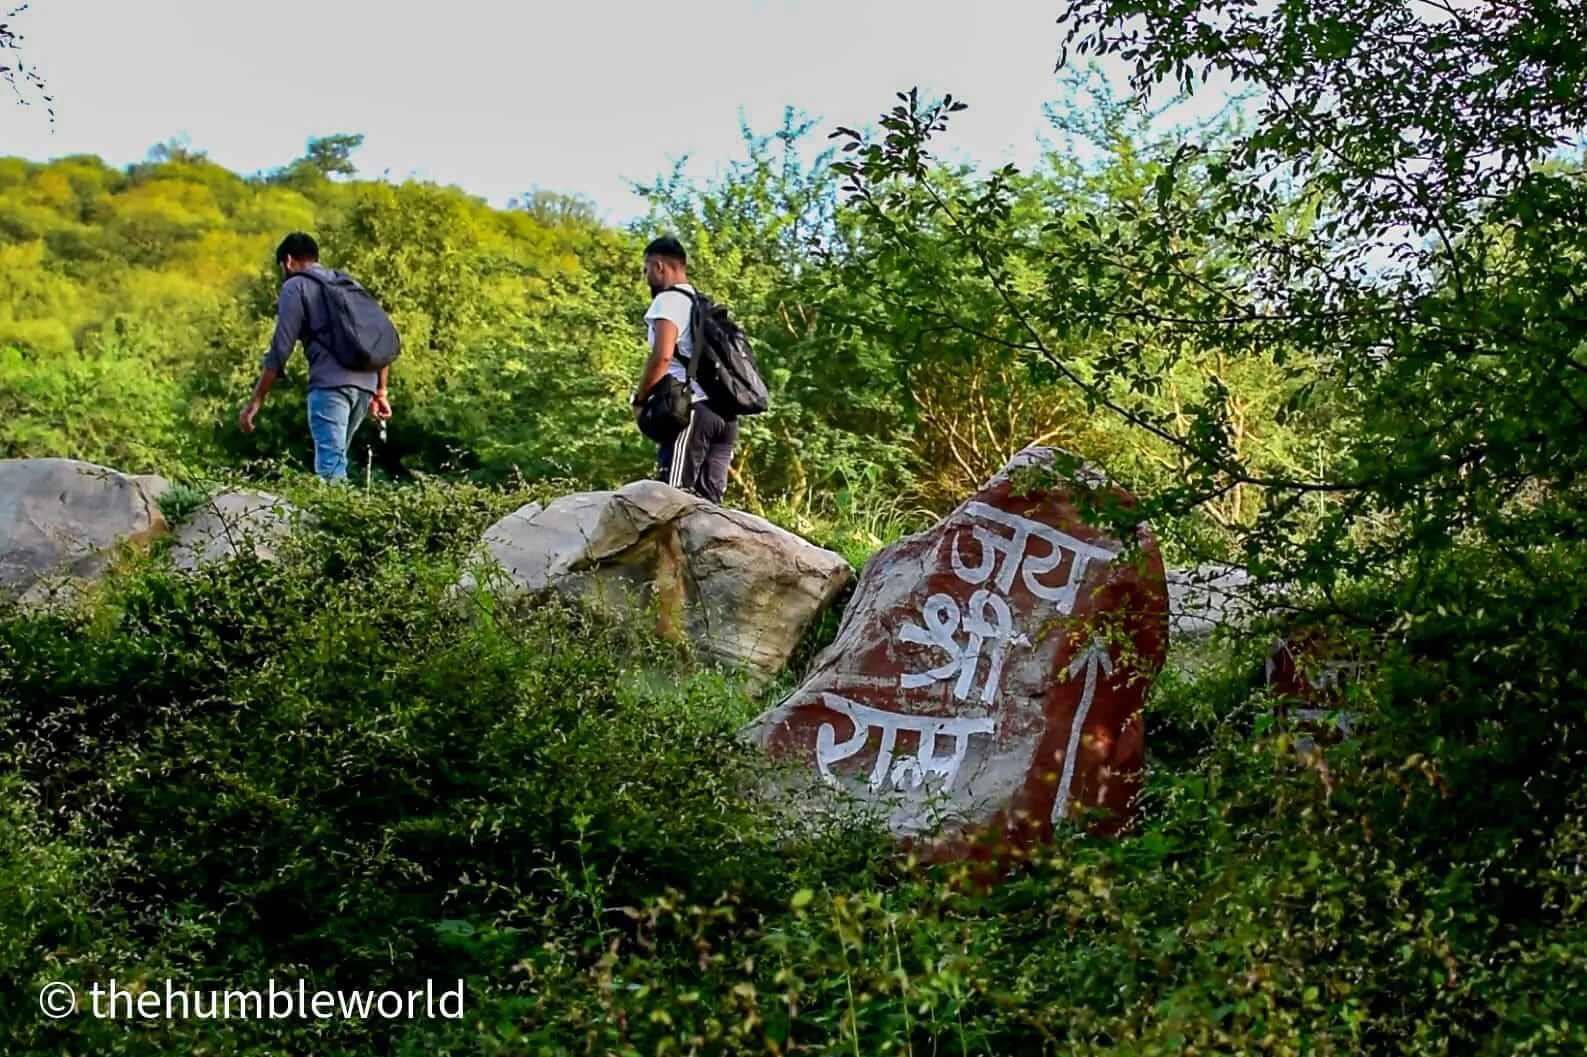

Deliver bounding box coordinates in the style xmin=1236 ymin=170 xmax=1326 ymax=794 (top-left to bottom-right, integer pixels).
xmin=655 ymin=401 xmax=737 ymax=504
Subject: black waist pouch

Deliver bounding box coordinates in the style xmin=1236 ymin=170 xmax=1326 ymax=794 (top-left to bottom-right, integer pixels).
xmin=637 ymin=375 xmax=692 ymax=444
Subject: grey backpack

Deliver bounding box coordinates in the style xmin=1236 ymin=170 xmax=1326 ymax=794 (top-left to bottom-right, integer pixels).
xmin=292 ymin=269 xmax=402 ymax=371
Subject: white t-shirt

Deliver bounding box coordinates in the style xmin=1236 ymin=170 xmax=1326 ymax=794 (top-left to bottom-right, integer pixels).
xmin=644 ymin=283 xmax=706 ymax=403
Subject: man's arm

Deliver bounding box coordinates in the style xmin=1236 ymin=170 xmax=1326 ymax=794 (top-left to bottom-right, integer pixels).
xmin=371 ymin=365 xmax=392 ymax=420
xmin=240 ymin=281 xmax=305 ymax=432
xmin=631 ymin=318 xmax=679 ymax=416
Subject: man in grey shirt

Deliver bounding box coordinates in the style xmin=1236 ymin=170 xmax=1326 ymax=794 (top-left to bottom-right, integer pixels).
xmin=238 ymin=232 xmax=393 ymax=481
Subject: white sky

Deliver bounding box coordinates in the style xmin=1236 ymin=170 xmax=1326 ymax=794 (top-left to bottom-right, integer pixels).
xmin=2 ymin=0 xmax=1086 ymax=224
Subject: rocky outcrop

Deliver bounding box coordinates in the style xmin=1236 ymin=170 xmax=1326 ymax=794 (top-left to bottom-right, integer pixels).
xmin=459 ymin=480 xmax=853 ymax=684
xmin=742 ymin=447 xmax=1170 ymax=863
xmin=0 ymin=458 xmax=169 ymax=605
xmin=1166 ymin=562 xmax=1262 ymax=643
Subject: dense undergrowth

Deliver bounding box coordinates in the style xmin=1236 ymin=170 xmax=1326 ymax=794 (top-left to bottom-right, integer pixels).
xmin=0 ymin=480 xmax=1581 ymax=1055
xmin=5 ymin=0 xmax=1587 ymax=1049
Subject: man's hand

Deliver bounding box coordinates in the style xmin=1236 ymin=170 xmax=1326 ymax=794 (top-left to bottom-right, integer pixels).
xmin=371 ymin=392 xmax=393 ymax=421
xmin=241 ymin=368 xmax=278 ymax=432
xmin=632 ymin=401 xmax=643 ymax=423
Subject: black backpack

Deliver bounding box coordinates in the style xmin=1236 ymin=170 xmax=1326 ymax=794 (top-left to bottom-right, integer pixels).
xmin=668 ymin=286 xmax=769 ymax=417
xmin=291 ymin=268 xmax=402 ymax=372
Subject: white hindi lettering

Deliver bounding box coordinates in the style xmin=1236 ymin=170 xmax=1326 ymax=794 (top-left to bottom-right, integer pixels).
xmin=950 ymin=502 xmax=1118 ymax=615
xmin=814 ymin=693 xmax=995 ymax=794
xmin=897 ymin=504 xmax=1120 ymax=702
xmin=897 ymin=590 xmax=1024 ymax=704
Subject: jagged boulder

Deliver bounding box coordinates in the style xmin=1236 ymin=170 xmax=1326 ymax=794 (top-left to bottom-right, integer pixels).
xmin=0 ymin=458 xmax=169 ymax=606
xmin=168 ymin=490 xmax=306 ymax=571
xmin=742 ymin=447 xmax=1170 ymax=863
xmin=459 ymin=480 xmax=853 ymax=684
xmin=1166 ymin=562 xmax=1261 ymax=643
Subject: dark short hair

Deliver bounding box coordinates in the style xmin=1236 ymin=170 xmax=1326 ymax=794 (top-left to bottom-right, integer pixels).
xmin=643 ymin=235 xmax=687 ymax=265
xmin=275 ymin=232 xmax=319 ymax=268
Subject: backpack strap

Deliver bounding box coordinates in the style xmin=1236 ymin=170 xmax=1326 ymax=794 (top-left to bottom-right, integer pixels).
xmin=285 ymin=267 xmax=333 ymax=345
xmin=663 ymin=285 xmax=705 ymax=383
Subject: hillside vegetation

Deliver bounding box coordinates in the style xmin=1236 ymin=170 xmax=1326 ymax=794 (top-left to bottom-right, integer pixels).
xmin=3 ymin=1 xmax=1587 ymax=1050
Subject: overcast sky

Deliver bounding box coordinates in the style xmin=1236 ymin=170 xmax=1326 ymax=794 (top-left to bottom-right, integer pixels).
xmin=0 ymin=0 xmax=1094 ymax=223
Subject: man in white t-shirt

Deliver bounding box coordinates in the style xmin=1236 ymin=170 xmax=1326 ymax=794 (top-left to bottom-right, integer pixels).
xmin=629 ymin=235 xmax=739 ymax=503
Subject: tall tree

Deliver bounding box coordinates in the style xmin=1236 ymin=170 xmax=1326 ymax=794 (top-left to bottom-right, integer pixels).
xmin=303 ymin=133 xmax=364 ymax=179
xmin=267 ymin=133 xmax=367 ymax=189
xmin=146 ymin=136 xmax=208 ymax=165
xmin=509 ymin=189 xmax=598 ymax=226
xmin=821 ymin=6 xmax=1587 ymax=984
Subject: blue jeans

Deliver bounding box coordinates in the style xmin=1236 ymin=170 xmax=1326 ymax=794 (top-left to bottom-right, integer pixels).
xmin=306 ymin=385 xmax=373 ymax=481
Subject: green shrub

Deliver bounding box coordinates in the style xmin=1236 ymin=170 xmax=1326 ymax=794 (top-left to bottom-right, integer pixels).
xmin=0 ymin=479 xmax=1582 ymax=1055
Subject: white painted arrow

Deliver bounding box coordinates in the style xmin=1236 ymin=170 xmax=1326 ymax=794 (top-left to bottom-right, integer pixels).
xmin=1052 ymin=636 xmax=1115 ymax=825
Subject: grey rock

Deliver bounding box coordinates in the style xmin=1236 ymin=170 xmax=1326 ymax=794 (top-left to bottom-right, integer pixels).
xmin=0 ymin=458 xmax=169 ymax=604
xmin=169 ymin=490 xmax=307 ymax=571
xmin=459 ymin=480 xmax=853 ymax=685
xmin=1166 ymin=562 xmax=1265 ymax=642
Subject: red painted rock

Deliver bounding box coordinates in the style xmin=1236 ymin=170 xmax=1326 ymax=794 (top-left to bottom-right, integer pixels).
xmin=743 ymin=448 xmax=1169 ymax=862
xmin=1265 ymin=626 xmax=1361 ymax=706
xmin=1265 ymin=625 xmax=1364 ymax=749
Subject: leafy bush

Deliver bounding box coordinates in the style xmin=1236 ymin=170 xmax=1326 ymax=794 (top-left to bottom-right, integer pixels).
xmin=0 ymin=478 xmax=1581 ymax=1054
xmin=0 ymin=481 xmax=894 ymax=1053
xmin=3 ymin=7 xmax=1585 ymax=1050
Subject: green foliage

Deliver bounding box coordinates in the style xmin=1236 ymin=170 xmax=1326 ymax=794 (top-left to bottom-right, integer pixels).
xmin=266 ymin=134 xmax=368 ymax=192
xmin=154 ymin=480 xmax=210 ymax=526
xmin=0 ymin=342 xmax=188 ymax=465
xmin=6 ymin=107 xmax=1268 ymax=511
xmin=636 ymin=110 xmax=920 ymax=512
xmin=775 ymin=2 xmax=1587 ymax=1050
xmin=4 ymin=8 xmax=1587 ymax=1049
xmin=0 ymin=481 xmax=891 ymax=1054
xmin=0 ymin=481 xmax=1582 ymax=1053
xmin=304 ymin=133 xmax=365 ymax=179
xmin=0 ymin=147 xmax=662 ymax=486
